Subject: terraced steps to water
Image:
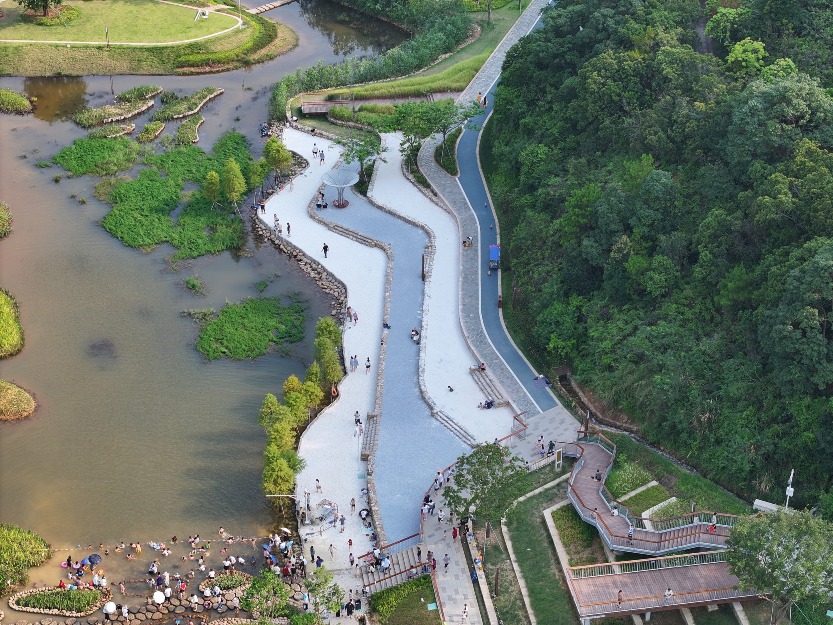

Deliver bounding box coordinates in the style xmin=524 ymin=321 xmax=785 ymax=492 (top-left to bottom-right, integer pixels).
xmin=359 ymin=545 xmax=425 ymax=592
xmin=468 ymin=367 xmax=509 ymax=407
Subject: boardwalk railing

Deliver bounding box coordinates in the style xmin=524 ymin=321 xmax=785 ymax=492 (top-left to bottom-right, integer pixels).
xmin=563 ymin=430 xmax=743 ymax=555
xmin=569 ymin=550 xmax=729 ymax=579
xmin=357 ymin=532 xmax=420 ymax=562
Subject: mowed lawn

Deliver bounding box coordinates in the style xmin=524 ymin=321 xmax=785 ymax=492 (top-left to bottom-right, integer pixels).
xmin=0 ymin=0 xmax=239 ymax=43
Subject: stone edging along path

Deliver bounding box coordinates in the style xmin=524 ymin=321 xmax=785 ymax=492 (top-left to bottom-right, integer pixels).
xmin=8 ymin=586 xmax=113 ymax=617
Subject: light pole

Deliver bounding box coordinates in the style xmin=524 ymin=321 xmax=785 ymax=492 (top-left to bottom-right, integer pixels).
xmin=785 ymin=469 xmax=795 ymax=510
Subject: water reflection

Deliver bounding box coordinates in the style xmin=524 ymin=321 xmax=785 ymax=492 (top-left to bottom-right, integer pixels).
xmin=297 ymin=0 xmax=407 ymax=56
xmin=24 ymin=76 xmax=88 ymax=123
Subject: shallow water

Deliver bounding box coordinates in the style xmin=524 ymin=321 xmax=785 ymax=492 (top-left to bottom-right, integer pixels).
xmin=0 ymin=0 xmax=404 ymax=548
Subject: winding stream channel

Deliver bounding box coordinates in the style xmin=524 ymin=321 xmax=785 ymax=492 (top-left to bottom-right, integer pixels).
xmin=0 ymin=0 xmax=405 ymax=547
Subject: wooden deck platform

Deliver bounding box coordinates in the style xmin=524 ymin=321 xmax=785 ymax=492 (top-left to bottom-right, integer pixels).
xmin=568 ymin=558 xmax=757 ymax=619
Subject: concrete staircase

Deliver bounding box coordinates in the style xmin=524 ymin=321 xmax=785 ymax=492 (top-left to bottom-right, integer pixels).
xmin=360 ymin=412 xmax=379 ymax=461
xmin=360 ymin=545 xmax=425 ymax=592
xmin=469 ymin=367 xmax=510 ymax=407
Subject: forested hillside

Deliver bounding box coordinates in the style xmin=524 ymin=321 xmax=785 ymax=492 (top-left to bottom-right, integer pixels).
xmin=482 ymin=0 xmax=833 ymax=514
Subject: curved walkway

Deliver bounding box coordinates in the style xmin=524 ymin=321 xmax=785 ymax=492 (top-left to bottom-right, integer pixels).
xmin=417 ymin=0 xmax=579 ymax=440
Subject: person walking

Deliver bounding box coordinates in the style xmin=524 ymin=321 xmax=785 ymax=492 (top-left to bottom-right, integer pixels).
xmin=322 ymin=243 xmax=329 ymax=258
xmin=664 ymin=588 xmax=673 ymax=605
xmin=286 ymin=223 xmax=290 ymax=237
xmin=443 ymin=553 xmax=450 ymax=573
xmin=320 ymin=151 xmax=325 ymax=164
xmin=365 ymin=357 xmax=371 ymax=374
xmin=461 ymin=603 xmax=469 ymax=623
xmin=617 ymin=590 xmax=623 ymax=607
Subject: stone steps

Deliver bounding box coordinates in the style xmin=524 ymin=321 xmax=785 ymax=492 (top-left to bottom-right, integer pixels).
xmin=469 ymin=367 xmax=508 ymax=406
xmin=360 ymin=412 xmax=379 ymax=461
xmin=360 ymin=545 xmax=424 ymax=592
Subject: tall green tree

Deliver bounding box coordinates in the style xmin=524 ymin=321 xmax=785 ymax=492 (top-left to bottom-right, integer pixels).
xmin=443 ymin=443 xmax=529 ymax=522
xmin=221 ymin=158 xmax=246 ymax=207
xmin=726 ymin=511 xmax=833 ymax=624
xmin=336 ymin=134 xmax=387 ymax=183
xmin=304 ymin=568 xmax=343 ymax=621
xmin=203 ymin=170 xmax=220 ymax=207
xmin=241 ymin=569 xmax=291 ymax=617
xmin=263 ymin=136 xmax=293 ymax=182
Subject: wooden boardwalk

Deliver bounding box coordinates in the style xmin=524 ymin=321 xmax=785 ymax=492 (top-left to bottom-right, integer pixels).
xmin=563 ymin=434 xmax=739 ymax=555
xmin=247 ymin=0 xmax=295 ymax=14
xmin=567 ymin=554 xmax=758 ymax=619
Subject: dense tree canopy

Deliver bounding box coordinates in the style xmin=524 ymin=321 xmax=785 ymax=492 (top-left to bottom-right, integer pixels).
xmin=483 ymin=0 xmax=833 ymax=510
xmin=726 ymin=511 xmax=833 ymax=623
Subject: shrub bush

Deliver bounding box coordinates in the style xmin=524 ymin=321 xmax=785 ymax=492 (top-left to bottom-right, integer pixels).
xmin=136 ymin=121 xmax=166 ymax=143
xmin=54 ymin=138 xmax=139 ymax=176
xmin=0 ymin=200 xmax=12 ymax=238
xmin=435 ymin=126 xmax=461 ymax=175
xmin=551 ymin=506 xmax=595 ymax=551
xmin=195 ymin=296 xmax=306 ymax=360
xmin=175 ymin=8 xmax=277 ymax=69
xmin=0 ymin=289 xmax=24 ymax=359
xmin=151 ymin=87 xmax=221 ymax=122
xmin=174 ymin=116 xmax=204 ymax=145
xmin=214 ymin=572 xmax=248 ymax=590
xmin=0 ymin=89 xmax=33 ymax=114
xmin=73 ymin=101 xmax=154 ymax=128
xmin=87 ymin=124 xmax=134 ymax=139
xmin=16 ymin=588 xmax=102 ymax=612
xmin=0 ymin=525 xmax=52 ymax=590
xmin=370 ymin=575 xmax=432 ymax=623
xmin=327 ymin=105 xmax=353 ymax=122
xmin=25 ymin=4 xmax=80 ymax=26
xmin=604 ymin=452 xmax=653 ymax=498
xmin=116 ymin=86 xmax=162 ymax=103
xmin=268 ymin=0 xmax=471 ymax=120
xmin=185 ymin=276 xmax=205 ymax=294
xmin=0 ymin=380 xmax=37 ymax=422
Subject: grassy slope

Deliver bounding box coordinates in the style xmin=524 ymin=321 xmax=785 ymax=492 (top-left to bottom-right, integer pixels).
xmin=0 ymin=13 xmax=294 ymax=76
xmin=0 ymin=0 xmax=237 ymax=43
xmin=0 ymin=289 xmax=23 ymax=359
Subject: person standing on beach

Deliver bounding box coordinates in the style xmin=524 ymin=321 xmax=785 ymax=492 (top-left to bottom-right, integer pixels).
xmin=286 ymin=223 xmax=290 ymax=236
xmin=322 ymin=243 xmax=329 ymax=258
xmin=365 ymin=357 xmax=371 ymax=374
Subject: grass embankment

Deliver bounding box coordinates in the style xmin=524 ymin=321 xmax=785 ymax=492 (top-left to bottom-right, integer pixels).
xmin=0 ymin=0 xmax=237 ymax=43
xmin=15 ymin=588 xmax=103 ymax=612
xmin=89 ymin=131 xmax=252 ymax=259
xmin=0 ymin=289 xmax=24 ymax=358
xmin=499 ymin=479 xmax=575 ymax=625
xmin=88 ymin=124 xmax=135 ymax=138
xmin=0 ymin=200 xmax=12 ymax=238
xmin=193 ymin=295 xmax=306 ymax=360
xmin=323 ymin=53 xmax=489 ymax=101
xmin=605 ymin=434 xmax=751 ymax=515
xmin=0 ymin=6 xmax=294 ymax=76
xmin=371 ymin=575 xmax=440 ymax=625
xmin=0 ymin=380 xmax=36 ymax=421
xmin=0 ymin=88 xmax=33 ymax=114
xmin=0 ymin=524 xmax=52 ymax=592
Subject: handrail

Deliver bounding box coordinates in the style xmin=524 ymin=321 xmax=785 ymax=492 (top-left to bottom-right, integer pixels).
xmin=430 ymin=569 xmax=446 ymax=624
xmin=579 ymin=584 xmax=751 ymax=610
xmin=357 ymin=532 xmax=420 ymax=562
xmin=362 ymin=561 xmax=429 ymax=590
xmin=569 ymin=550 xmax=729 ymax=578
xmin=496 ymin=411 xmax=528 ymax=445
